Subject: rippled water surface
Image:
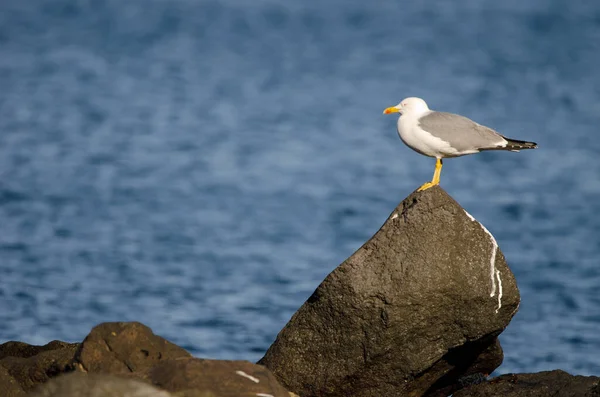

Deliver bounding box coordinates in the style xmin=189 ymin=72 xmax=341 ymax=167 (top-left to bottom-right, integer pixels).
xmin=1 ymin=0 xmax=599 ymax=376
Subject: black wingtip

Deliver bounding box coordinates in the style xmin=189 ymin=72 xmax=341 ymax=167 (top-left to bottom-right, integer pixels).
xmin=505 ymin=138 xmax=538 ymax=150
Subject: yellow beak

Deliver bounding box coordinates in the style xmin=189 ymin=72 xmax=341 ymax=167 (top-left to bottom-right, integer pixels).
xmin=383 ymin=107 xmax=399 ymax=114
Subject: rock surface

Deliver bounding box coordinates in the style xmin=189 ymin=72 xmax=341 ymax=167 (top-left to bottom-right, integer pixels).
xmin=0 ymin=340 xmax=79 ymax=394
xmin=453 ymin=370 xmax=600 ymax=397
xmin=0 ymin=365 xmax=25 ymax=397
xmin=29 ymin=372 xmax=173 ymax=397
xmin=71 ymin=322 xmax=191 ymax=375
xmin=259 ymin=186 xmax=521 ymax=397
xmin=148 ymin=357 xmax=294 ymax=397
xmin=63 ymin=321 xmax=294 ymax=396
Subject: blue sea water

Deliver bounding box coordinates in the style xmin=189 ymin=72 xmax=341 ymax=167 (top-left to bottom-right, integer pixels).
xmin=0 ymin=0 xmax=599 ymax=377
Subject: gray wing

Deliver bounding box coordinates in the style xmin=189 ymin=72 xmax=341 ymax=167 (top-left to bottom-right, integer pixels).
xmin=418 ymin=111 xmax=507 ymax=152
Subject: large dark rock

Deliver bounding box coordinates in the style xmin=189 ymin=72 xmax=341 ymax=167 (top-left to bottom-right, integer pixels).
xmin=259 ymin=186 xmax=520 ymax=397
xmin=148 ymin=357 xmax=294 ymax=397
xmin=0 ymin=340 xmax=78 ymax=394
xmin=453 ymin=370 xmax=600 ymax=397
xmin=71 ymin=322 xmax=191 ymax=375
xmin=29 ymin=372 xmax=173 ymax=397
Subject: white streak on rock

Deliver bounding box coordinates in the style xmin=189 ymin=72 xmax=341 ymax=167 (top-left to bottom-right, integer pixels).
xmin=464 ymin=211 xmax=475 ymax=222
xmin=495 ymin=269 xmax=503 ymax=313
xmin=256 ymin=394 xmax=274 ymax=397
xmin=488 ymin=239 xmax=498 ymax=298
xmin=463 ymin=210 xmax=502 ymax=313
xmin=236 ymin=370 xmax=260 ymax=383
xmin=391 ymin=213 xmax=399 ymax=220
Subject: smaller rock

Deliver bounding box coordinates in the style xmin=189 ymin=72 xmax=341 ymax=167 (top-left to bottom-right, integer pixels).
xmin=0 ymin=340 xmax=78 ymax=393
xmin=72 ymin=322 xmax=191 ymax=375
xmin=148 ymin=357 xmax=292 ymax=397
xmin=453 ymin=370 xmax=600 ymax=397
xmin=0 ymin=341 xmax=76 ymax=361
xmin=28 ymin=372 xmax=173 ymax=397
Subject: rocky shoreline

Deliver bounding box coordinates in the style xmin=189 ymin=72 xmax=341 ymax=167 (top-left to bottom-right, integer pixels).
xmin=1 ymin=187 xmax=598 ymax=396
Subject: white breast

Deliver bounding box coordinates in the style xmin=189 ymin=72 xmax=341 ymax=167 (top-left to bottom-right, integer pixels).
xmin=397 ymin=114 xmax=460 ymax=158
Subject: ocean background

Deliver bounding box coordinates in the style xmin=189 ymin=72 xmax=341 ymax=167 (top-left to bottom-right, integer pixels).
xmin=1 ymin=0 xmax=599 ymax=376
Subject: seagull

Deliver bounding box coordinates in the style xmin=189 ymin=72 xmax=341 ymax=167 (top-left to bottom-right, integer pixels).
xmin=383 ymin=97 xmax=537 ymax=191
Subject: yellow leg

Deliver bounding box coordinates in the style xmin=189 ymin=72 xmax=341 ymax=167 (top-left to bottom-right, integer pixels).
xmin=417 ymin=158 xmax=443 ymax=191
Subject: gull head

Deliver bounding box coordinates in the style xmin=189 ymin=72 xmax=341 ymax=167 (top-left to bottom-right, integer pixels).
xmin=383 ymin=97 xmax=430 ymax=116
